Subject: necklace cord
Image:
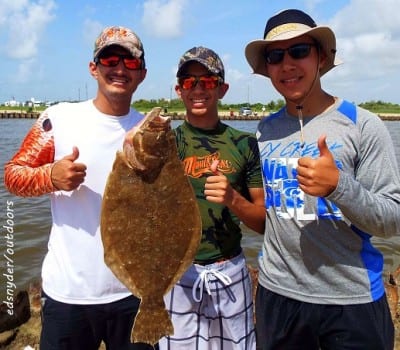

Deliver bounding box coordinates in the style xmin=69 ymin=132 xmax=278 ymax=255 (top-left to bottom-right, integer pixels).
xmin=291 ymin=45 xmax=321 ymax=149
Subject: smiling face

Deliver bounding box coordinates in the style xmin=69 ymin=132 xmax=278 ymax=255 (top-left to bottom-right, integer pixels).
xmin=175 ymin=62 xmax=228 ymax=129
xmin=90 ymin=45 xmax=147 ymax=115
xmin=265 ymin=34 xmax=327 ymax=110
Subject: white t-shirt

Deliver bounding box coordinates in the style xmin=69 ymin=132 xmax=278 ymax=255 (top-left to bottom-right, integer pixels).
xmin=41 ymin=100 xmax=144 ymax=304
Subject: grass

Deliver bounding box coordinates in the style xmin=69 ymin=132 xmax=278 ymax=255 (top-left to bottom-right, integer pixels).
xmin=1 ymin=104 xmax=400 ymax=115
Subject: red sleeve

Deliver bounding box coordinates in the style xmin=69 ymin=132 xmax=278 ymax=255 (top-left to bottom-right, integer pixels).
xmin=4 ymin=111 xmax=57 ymax=197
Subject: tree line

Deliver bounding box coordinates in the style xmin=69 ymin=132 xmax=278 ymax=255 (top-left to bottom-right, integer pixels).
xmin=132 ymin=98 xmax=400 ymax=114
xmin=2 ymin=99 xmax=400 ymax=114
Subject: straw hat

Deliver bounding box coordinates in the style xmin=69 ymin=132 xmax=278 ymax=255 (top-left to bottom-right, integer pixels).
xmin=245 ymin=9 xmax=342 ymax=77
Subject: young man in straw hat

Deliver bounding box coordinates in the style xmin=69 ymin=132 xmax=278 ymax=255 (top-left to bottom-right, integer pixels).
xmin=5 ymin=26 xmax=156 ymax=349
xmin=245 ymin=9 xmax=400 ymax=349
xmin=159 ymin=46 xmax=265 ymax=350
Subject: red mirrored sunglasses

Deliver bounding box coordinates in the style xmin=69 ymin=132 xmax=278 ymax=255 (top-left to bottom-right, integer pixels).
xmin=95 ymin=55 xmax=143 ymax=70
xmin=178 ymin=75 xmax=222 ymax=90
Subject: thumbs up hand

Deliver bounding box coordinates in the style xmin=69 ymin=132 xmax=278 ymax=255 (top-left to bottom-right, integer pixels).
xmin=204 ymin=160 xmax=233 ymax=205
xmin=51 ymin=146 xmax=87 ymax=191
xmin=296 ymin=135 xmax=339 ymax=197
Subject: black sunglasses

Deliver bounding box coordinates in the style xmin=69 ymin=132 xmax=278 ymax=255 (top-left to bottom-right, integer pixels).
xmin=94 ymin=54 xmax=143 ymax=70
xmin=265 ymin=43 xmax=317 ymax=65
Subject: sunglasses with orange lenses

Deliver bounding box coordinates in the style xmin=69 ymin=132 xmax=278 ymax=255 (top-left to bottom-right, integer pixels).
xmin=178 ymin=75 xmax=222 ymax=90
xmin=95 ymin=55 xmax=143 ymax=70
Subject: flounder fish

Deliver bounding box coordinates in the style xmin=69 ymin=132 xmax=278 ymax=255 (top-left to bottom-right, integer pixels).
xmin=100 ymin=107 xmax=201 ymax=346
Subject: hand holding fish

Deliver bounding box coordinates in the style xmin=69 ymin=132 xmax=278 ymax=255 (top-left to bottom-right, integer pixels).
xmin=296 ymin=135 xmax=339 ymax=197
xmin=51 ymin=146 xmax=87 ymax=191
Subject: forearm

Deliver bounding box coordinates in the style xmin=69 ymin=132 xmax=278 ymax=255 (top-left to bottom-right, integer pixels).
xmin=327 ymin=112 xmax=400 ymax=238
xmin=4 ymin=163 xmax=56 ymax=197
xmin=228 ymin=189 xmax=266 ymax=234
xmin=328 ymin=171 xmax=400 ymax=238
xmin=4 ymin=112 xmax=56 ymax=197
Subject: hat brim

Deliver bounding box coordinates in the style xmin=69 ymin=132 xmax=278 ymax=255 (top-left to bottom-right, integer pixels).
xmin=245 ymin=26 xmax=342 ymax=77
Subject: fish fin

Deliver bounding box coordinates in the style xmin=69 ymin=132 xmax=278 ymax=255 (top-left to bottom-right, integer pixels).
xmin=131 ymin=298 xmax=173 ymax=346
xmin=120 ymin=144 xmax=146 ymax=171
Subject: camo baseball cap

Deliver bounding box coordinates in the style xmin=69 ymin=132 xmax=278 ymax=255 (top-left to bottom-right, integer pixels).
xmin=93 ymin=26 xmax=144 ymax=60
xmin=176 ymin=46 xmax=225 ymax=80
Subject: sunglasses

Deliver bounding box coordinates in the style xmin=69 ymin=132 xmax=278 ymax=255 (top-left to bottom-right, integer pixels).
xmin=95 ymin=55 xmax=143 ymax=70
xmin=178 ymin=75 xmax=222 ymax=90
xmin=265 ymin=43 xmax=316 ymax=64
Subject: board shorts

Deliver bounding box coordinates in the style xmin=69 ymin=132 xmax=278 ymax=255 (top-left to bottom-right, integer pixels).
xmin=256 ymin=285 xmax=394 ymax=350
xmin=159 ymin=251 xmax=256 ymax=349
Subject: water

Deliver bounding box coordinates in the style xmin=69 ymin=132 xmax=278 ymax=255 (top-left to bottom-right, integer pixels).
xmin=1 ymin=117 xmax=399 ymax=300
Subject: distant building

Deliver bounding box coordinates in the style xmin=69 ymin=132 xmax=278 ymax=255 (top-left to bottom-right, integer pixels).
xmin=29 ymin=97 xmax=42 ymax=107
xmin=4 ymin=98 xmax=21 ymax=107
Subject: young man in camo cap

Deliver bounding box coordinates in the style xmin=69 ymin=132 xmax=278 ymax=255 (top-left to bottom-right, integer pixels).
xmin=5 ymin=26 xmax=156 ymax=349
xmin=245 ymin=9 xmax=400 ymax=350
xmin=158 ymin=46 xmax=265 ymax=350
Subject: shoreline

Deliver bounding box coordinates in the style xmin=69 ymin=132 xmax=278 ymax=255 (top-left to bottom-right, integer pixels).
xmin=1 ymin=111 xmax=400 ymax=121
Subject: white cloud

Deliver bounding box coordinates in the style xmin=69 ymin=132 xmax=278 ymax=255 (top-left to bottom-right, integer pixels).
xmin=332 ymin=0 xmax=400 ymax=35
xmin=227 ymin=68 xmax=245 ymax=82
xmin=14 ymin=58 xmax=37 ymax=83
xmin=1 ymin=0 xmax=399 ymax=105
xmin=304 ymin=0 xmax=326 ymax=13
xmin=0 ymin=1 xmax=29 ymax=25
xmin=142 ymin=0 xmax=187 ymax=38
xmin=330 ymin=0 xmax=400 ymax=71
xmin=318 ymin=0 xmax=400 ymax=103
xmin=1 ymin=0 xmax=56 ymax=59
xmin=83 ymin=19 xmax=104 ymax=47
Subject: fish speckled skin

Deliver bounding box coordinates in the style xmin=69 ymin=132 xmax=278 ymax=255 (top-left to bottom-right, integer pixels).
xmin=100 ymin=107 xmax=201 ymax=345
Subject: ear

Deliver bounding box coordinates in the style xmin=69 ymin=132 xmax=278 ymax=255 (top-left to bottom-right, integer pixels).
xmin=318 ymin=49 xmax=328 ymax=74
xmin=139 ymin=68 xmax=147 ymax=83
xmin=218 ymin=83 xmax=229 ymax=99
xmin=89 ymin=61 xmax=98 ymax=79
xmin=175 ymin=84 xmax=182 ymax=98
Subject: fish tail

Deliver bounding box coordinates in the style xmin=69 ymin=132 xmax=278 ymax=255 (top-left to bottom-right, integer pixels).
xmin=131 ymin=299 xmax=174 ymax=346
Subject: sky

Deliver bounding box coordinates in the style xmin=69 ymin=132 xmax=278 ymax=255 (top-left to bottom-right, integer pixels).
xmin=0 ymin=0 xmax=399 ymax=106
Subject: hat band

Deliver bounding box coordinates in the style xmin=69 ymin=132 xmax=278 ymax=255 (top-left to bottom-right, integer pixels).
xmin=265 ymin=23 xmax=314 ymax=40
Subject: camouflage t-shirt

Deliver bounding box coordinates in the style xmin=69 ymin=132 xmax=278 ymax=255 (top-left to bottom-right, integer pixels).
xmin=175 ymin=120 xmax=262 ymax=262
